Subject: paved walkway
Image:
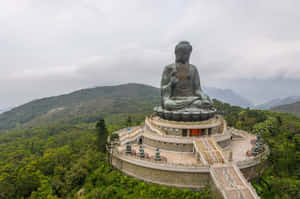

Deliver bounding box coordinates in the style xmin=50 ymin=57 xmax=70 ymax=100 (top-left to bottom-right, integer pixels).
xmin=223 ymin=129 xmax=255 ymax=162
xmin=231 ymin=139 xmax=253 ymax=162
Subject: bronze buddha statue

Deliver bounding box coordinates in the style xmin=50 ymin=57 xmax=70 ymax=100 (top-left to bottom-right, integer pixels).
xmin=155 ymin=41 xmax=215 ymax=121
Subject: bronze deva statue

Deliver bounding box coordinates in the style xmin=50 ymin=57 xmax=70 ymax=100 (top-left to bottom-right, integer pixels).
xmin=155 ymin=41 xmax=215 ymax=121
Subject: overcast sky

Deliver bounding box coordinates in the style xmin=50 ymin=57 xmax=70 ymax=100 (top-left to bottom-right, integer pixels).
xmin=1 ymin=0 xmax=300 ymax=108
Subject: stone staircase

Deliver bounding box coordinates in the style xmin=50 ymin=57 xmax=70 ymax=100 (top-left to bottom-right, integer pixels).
xmin=145 ymin=117 xmax=163 ymax=136
xmin=119 ymin=127 xmax=143 ymax=145
xmin=193 ymin=136 xmax=259 ymax=199
xmin=210 ymin=164 xmax=259 ymax=199
xmin=194 ymin=137 xmax=225 ymax=164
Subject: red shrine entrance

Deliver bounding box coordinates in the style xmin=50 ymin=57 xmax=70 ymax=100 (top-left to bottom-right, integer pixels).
xmin=189 ymin=129 xmax=202 ymax=136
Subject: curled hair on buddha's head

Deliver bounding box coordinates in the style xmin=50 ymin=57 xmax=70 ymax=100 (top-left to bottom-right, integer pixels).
xmin=175 ymin=41 xmax=192 ymax=54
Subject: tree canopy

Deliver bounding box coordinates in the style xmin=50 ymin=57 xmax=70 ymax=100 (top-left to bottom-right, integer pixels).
xmin=0 ymin=100 xmax=299 ymax=198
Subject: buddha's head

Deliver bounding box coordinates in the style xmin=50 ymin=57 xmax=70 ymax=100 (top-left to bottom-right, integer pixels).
xmin=175 ymin=41 xmax=192 ymax=64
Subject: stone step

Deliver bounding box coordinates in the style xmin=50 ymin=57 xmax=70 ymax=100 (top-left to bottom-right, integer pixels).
xmin=210 ymin=164 xmax=260 ymax=199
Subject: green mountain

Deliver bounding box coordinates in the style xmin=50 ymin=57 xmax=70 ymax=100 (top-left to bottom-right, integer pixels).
xmin=0 ymin=83 xmax=253 ymax=132
xmin=270 ymin=101 xmax=300 ymax=116
xmin=0 ymin=83 xmax=160 ymax=132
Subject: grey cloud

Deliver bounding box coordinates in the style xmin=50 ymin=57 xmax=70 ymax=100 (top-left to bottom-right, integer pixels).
xmin=0 ymin=0 xmax=300 ymax=108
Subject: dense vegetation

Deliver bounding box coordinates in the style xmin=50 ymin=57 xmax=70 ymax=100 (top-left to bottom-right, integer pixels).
xmin=0 ymin=119 xmax=216 ymax=199
xmin=0 ymin=99 xmax=299 ymax=198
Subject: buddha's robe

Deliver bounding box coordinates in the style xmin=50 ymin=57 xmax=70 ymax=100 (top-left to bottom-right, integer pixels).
xmin=160 ymin=63 xmax=212 ymax=111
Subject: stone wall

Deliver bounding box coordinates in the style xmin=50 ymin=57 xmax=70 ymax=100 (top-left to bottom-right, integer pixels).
xmin=239 ymin=157 xmax=268 ymax=180
xmin=147 ymin=116 xmax=224 ymax=137
xmin=240 ymin=164 xmax=262 ymax=180
xmin=112 ymin=154 xmax=211 ymax=188
xmin=143 ymin=136 xmax=194 ymax=152
xmin=111 ymin=151 xmax=266 ymax=193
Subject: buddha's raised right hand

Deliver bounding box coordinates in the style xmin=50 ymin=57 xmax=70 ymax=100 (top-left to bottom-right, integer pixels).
xmin=170 ymin=72 xmax=178 ymax=86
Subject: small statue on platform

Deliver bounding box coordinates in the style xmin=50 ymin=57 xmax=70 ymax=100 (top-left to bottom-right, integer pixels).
xmin=252 ymin=132 xmax=264 ymax=156
xmin=155 ymin=148 xmax=161 ymax=161
xmin=138 ymin=145 xmax=145 ymax=158
xmin=125 ymin=142 xmax=132 ymax=154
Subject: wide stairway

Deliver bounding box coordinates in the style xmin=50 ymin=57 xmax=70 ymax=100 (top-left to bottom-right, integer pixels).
xmin=210 ymin=164 xmax=259 ymax=199
xmin=118 ymin=127 xmax=143 ymax=145
xmin=194 ymin=137 xmax=225 ymax=164
xmin=194 ymin=137 xmax=259 ymax=199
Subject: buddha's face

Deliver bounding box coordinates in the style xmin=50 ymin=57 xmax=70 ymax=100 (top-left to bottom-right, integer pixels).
xmin=175 ymin=49 xmax=191 ymax=64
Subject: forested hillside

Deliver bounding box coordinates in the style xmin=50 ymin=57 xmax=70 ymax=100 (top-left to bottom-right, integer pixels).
xmin=0 ymin=99 xmax=299 ymax=198
xmin=0 ymin=83 xmax=160 ymax=132
xmin=0 ymin=118 xmax=216 ymax=199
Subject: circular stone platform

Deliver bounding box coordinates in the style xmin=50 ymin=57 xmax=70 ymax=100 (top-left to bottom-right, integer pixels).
xmin=110 ymin=115 xmax=268 ymax=199
xmin=154 ymin=106 xmax=216 ymax=122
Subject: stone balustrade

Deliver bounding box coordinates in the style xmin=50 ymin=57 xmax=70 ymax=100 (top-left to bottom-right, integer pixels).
xmin=118 ymin=127 xmax=143 ymax=145
xmin=236 ymin=145 xmax=269 ymax=169
xmin=113 ymin=150 xmax=209 ymax=171
xmin=145 ymin=117 xmax=163 ymax=136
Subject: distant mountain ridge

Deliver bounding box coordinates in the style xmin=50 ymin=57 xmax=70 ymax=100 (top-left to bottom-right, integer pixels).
xmin=270 ymin=101 xmax=300 ymax=116
xmin=255 ymin=96 xmax=300 ymax=110
xmin=0 ymin=83 xmax=160 ymax=131
xmin=204 ymin=87 xmax=253 ymax=108
xmin=0 ymin=83 xmax=251 ymax=132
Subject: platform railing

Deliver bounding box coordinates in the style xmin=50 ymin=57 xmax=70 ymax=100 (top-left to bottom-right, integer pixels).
xmin=114 ymin=149 xmax=208 ymax=169
xmin=119 ymin=128 xmax=143 ymax=145
xmin=232 ymin=163 xmax=260 ymax=199
xmin=145 ymin=117 xmax=163 ymax=136
xmin=236 ymin=145 xmax=269 ymax=168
